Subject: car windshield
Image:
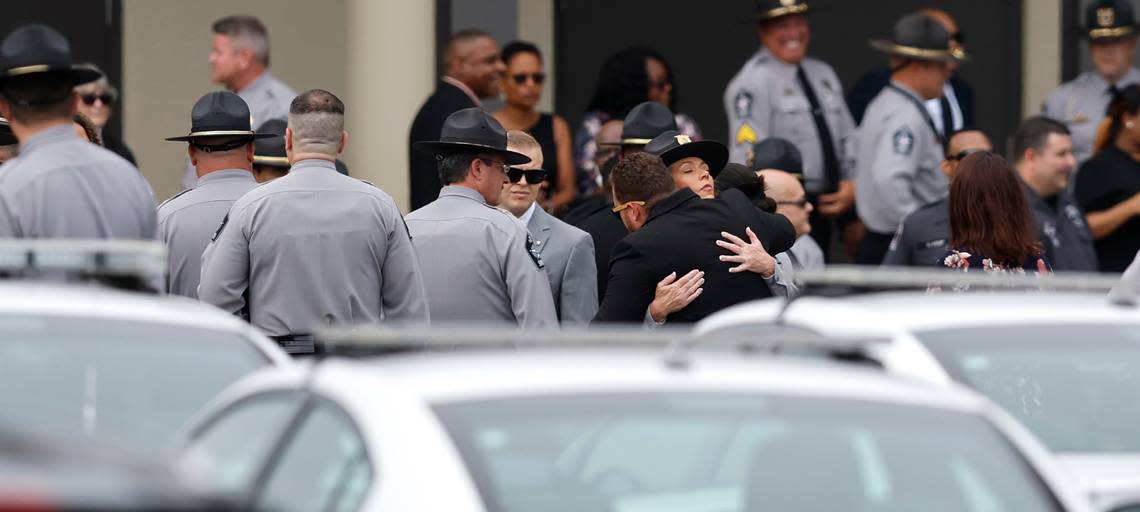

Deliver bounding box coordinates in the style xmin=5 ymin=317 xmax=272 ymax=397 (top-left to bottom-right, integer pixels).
xmin=917 ymin=324 xmax=1140 ymax=453
xmin=0 ymin=316 xmax=269 ymax=454
xmin=433 ymin=392 xmax=1061 ymax=512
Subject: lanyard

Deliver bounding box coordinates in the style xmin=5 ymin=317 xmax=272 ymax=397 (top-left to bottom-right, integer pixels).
xmin=886 ymin=83 xmax=943 ymax=145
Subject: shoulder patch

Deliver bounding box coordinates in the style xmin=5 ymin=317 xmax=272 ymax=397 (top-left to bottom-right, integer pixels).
xmin=735 ymin=122 xmax=759 ymax=146
xmin=892 ymin=127 xmax=915 ymax=156
xmin=211 ymin=213 xmax=229 ymax=242
xmin=526 ymin=233 xmax=545 ymax=270
xmin=733 ymin=91 xmax=754 ymax=119
xmin=157 ymin=188 xmax=193 ymax=210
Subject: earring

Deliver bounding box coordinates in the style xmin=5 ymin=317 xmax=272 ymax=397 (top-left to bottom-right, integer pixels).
xmin=1129 ymin=121 xmax=1136 ymax=130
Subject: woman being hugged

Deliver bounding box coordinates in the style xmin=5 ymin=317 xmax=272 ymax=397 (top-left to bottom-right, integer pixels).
xmin=942 ymin=151 xmax=1049 ymax=274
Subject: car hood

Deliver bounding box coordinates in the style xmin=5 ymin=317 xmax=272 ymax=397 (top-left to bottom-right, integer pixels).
xmin=1058 ymin=453 xmax=1140 ymax=509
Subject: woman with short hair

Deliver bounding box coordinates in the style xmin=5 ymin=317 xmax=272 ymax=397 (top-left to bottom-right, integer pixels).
xmin=74 ymin=63 xmax=134 ymax=164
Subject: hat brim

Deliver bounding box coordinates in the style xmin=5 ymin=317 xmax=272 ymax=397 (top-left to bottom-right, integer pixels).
xmin=869 ymin=40 xmax=968 ymax=62
xmin=412 ymin=141 xmax=531 ymax=165
xmin=1088 ymin=25 xmax=1139 ymax=41
xmin=253 ymin=155 xmax=290 ymax=168
xmin=660 ymin=140 xmax=729 ymax=178
xmin=165 ymin=130 xmax=276 ymax=142
xmin=756 ymin=4 xmax=809 ymax=22
xmin=0 ymin=65 xmax=102 ymax=86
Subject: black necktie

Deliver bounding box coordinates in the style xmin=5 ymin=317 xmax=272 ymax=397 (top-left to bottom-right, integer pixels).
xmin=1109 ymin=83 xmax=1121 ymax=98
xmin=796 ymin=65 xmax=841 ymax=193
xmin=939 ymin=94 xmax=954 ymax=138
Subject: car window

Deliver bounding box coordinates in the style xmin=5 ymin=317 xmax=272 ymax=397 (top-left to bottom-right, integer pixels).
xmin=434 ymin=392 xmax=1062 ymax=512
xmin=0 ymin=316 xmax=271 ymax=452
xmin=182 ymin=393 xmax=300 ymax=496
xmin=256 ymin=401 xmax=372 ymax=512
xmin=917 ymin=324 xmax=1140 ymax=452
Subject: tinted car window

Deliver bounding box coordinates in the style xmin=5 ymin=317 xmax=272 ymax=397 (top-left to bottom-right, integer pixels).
xmin=434 ymin=392 xmax=1061 ymax=512
xmin=182 ymin=394 xmax=300 ymax=495
xmin=918 ymin=324 xmax=1140 ymax=452
xmin=0 ymin=316 xmax=270 ymax=452
xmin=256 ymin=402 xmax=371 ymax=512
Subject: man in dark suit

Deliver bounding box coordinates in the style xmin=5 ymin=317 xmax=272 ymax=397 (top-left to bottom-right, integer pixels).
xmin=846 ymin=8 xmax=974 ymax=136
xmin=595 ymin=153 xmax=796 ymax=324
xmin=408 ymin=29 xmax=505 ymax=211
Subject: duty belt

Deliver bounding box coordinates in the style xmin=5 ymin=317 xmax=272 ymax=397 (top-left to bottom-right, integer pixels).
xmin=271 ymin=334 xmax=317 ymax=355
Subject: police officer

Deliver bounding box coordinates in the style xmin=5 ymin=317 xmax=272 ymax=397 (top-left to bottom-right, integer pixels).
xmin=724 ymin=0 xmax=856 ymax=260
xmin=854 ymin=12 xmax=966 ymax=264
xmin=0 ymin=24 xmax=155 ymax=239
xmin=407 ymin=108 xmax=557 ymax=327
xmin=158 ymin=91 xmax=268 ymax=297
xmin=251 ymin=118 xmax=289 ymax=182
xmin=1012 ymin=116 xmax=1098 ymax=271
xmin=1042 ymin=0 xmax=1140 ymax=164
xmin=882 ymin=129 xmax=992 ymax=267
xmin=199 ymin=89 xmax=429 ymax=353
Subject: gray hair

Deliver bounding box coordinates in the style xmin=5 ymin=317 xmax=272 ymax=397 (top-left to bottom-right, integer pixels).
xmin=288 ymin=89 xmax=345 ymax=156
xmin=438 ymin=152 xmax=477 ymax=185
xmin=213 ymin=15 xmax=270 ymax=67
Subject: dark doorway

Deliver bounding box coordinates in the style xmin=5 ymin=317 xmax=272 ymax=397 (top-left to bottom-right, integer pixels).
xmin=0 ymin=1 xmax=124 ymax=141
xmin=555 ymin=0 xmax=1023 ymax=150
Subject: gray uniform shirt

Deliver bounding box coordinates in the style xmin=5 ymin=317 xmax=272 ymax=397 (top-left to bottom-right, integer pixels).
xmin=181 ymin=71 xmax=297 ymax=189
xmin=786 ymin=235 xmax=825 ymax=272
xmin=1041 ymin=68 xmax=1140 ymax=164
xmin=199 ymin=159 xmax=429 ymax=335
xmin=882 ymin=198 xmax=950 ymax=267
xmin=157 ymin=169 xmax=257 ymax=298
xmin=854 ymin=81 xmax=946 ymax=235
xmin=1024 ymin=184 xmax=1098 ymax=272
xmin=724 ymin=48 xmax=856 ymax=193
xmin=405 ymin=185 xmax=557 ymax=327
xmin=528 ymin=206 xmax=598 ymax=325
xmin=0 ymin=125 xmax=156 ymax=239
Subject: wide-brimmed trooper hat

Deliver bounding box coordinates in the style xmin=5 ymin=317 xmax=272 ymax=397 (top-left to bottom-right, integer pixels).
xmin=646 ymin=130 xmax=729 ymax=178
xmin=1086 ymin=0 xmax=1140 ymax=41
xmin=166 ymin=91 xmax=275 ymax=145
xmin=869 ymin=12 xmax=968 ymax=62
xmin=413 ymin=107 xmax=530 ymax=165
xmin=621 ymin=101 xmax=678 ymax=146
xmin=755 ymin=0 xmax=809 ymax=22
xmin=0 ymin=24 xmax=102 ymax=87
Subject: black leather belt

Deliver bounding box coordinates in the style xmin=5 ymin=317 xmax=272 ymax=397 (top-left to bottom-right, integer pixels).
xmin=270 ymin=334 xmax=317 ymax=355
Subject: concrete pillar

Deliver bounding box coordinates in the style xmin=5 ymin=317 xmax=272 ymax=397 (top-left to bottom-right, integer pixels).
xmin=344 ymin=0 xmax=434 ymax=213
xmin=518 ymin=0 xmax=555 ymax=112
xmin=1023 ymin=0 xmax=1063 ymax=117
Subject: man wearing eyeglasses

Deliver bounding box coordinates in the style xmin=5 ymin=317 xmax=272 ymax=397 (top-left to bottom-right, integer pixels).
xmin=882 ymin=129 xmax=991 ymax=267
xmin=408 ymin=109 xmax=557 ymax=327
xmin=500 ymin=131 xmax=597 ymax=325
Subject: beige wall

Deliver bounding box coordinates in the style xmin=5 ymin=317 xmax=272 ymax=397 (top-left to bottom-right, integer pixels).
xmin=518 ymin=0 xmax=555 ymax=113
xmin=1022 ymin=0 xmax=1062 ymax=118
xmin=122 ymin=0 xmax=347 ymax=201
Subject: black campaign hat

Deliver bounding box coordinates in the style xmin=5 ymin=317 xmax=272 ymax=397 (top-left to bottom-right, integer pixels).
xmin=646 ymin=130 xmax=729 ymax=178
xmin=1086 ymin=0 xmax=1139 ymax=41
xmin=751 ymin=137 xmax=804 ymax=178
xmin=0 ymin=25 xmax=101 ymax=86
xmin=252 ymin=118 xmax=288 ymax=168
xmin=621 ymin=102 xmax=677 ymax=145
xmin=756 ymin=0 xmax=809 ymax=22
xmin=166 ymin=91 xmax=274 ymax=142
xmin=869 ymin=12 xmax=968 ymax=62
xmin=0 ymin=117 xmax=14 ymax=145
xmin=413 ymin=107 xmax=530 ymax=165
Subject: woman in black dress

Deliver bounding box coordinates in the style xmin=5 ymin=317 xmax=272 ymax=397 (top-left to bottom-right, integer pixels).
xmin=1076 ymin=84 xmax=1140 ymax=272
xmin=492 ymin=41 xmax=576 ymax=214
xmin=940 ymin=152 xmax=1049 ymax=274
xmin=74 ymin=63 xmax=135 ymax=165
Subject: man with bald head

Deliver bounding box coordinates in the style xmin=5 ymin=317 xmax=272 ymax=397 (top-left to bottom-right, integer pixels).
xmin=882 ymin=129 xmax=992 ymax=266
xmin=758 ymin=169 xmax=824 ymax=270
xmin=409 ymin=29 xmax=506 ymax=210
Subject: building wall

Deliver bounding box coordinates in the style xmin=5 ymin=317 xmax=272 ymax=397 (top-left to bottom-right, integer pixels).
xmin=122 ymin=0 xmax=347 ymax=201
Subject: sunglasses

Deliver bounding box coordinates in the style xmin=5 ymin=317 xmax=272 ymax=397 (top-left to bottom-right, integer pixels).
xmin=611 ymin=200 xmax=646 ymax=214
xmin=649 ymin=78 xmax=670 ymax=90
xmin=946 ymin=147 xmax=987 ymax=161
xmin=80 ymin=93 xmax=115 ymax=106
xmin=507 ymin=167 xmax=546 ymax=184
xmin=511 ymin=73 xmax=545 ymax=85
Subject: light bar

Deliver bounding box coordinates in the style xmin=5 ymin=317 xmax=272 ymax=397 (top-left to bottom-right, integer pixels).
xmin=796 ymin=265 xmax=1121 ymax=293
xmin=0 ymin=239 xmax=166 ymax=277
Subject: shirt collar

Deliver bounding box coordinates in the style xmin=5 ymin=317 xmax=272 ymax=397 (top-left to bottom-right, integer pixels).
xmin=289 ymin=158 xmax=337 ymax=173
xmin=442 ymin=76 xmax=482 ymax=106
xmin=439 ymin=184 xmax=488 ymax=204
xmin=236 ymin=70 xmax=273 ymax=96
xmin=756 ymin=47 xmax=797 ymax=69
xmin=518 ymin=201 xmax=539 ymax=225
xmin=197 ymin=169 xmax=256 ymax=187
xmin=888 ymin=80 xmax=925 ymax=103
xmin=19 ymin=124 xmax=80 ymax=154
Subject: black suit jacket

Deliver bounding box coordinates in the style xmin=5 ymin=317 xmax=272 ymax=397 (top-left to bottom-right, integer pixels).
xmin=595 ymin=188 xmax=796 ymax=324
xmin=571 ymin=196 xmax=628 ymax=303
xmin=408 ymin=81 xmax=477 ymax=211
xmin=846 ymin=65 xmax=975 ymax=129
